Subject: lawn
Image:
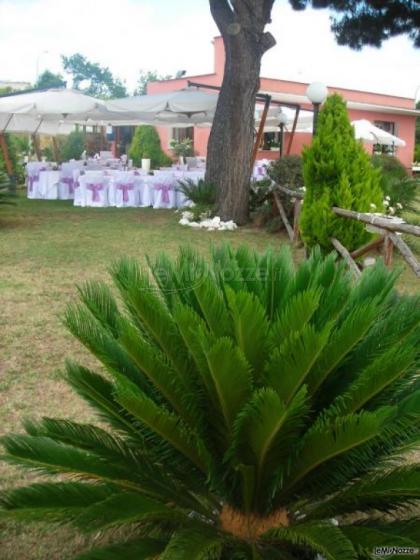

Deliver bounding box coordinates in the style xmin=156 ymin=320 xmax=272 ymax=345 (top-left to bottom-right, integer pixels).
xmin=0 ymin=193 xmax=293 ymax=559
xmin=0 ymin=193 xmax=418 ymax=559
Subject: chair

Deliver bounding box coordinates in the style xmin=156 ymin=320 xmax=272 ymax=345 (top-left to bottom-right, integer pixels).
xmin=151 ymin=174 xmax=177 ymax=209
xmin=26 ymin=162 xmax=47 ymax=199
xmin=112 ymin=171 xmax=138 ymax=207
xmin=80 ymin=172 xmax=109 ymax=207
xmin=39 ymin=170 xmax=60 ymax=200
xmin=58 ymin=162 xmax=80 ymax=200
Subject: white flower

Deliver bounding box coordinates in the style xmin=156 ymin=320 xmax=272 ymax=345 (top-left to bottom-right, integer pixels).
xmin=301 ymin=186 xmax=306 ymax=192
xmin=385 ymin=195 xmax=391 ymax=201
xmin=370 ymin=203 xmax=377 ymax=210
xmin=178 ymin=218 xmax=190 ymax=226
xmin=181 ymin=211 xmax=194 ymax=221
xmin=383 ymin=200 xmax=389 ymax=207
xmin=330 ymin=518 xmax=339 ymax=526
xmin=396 ymin=202 xmax=403 ymax=209
xmin=388 ymin=206 xmax=395 ymax=215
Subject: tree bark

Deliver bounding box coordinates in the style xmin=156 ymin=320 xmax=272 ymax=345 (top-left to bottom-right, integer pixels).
xmin=206 ymin=0 xmax=276 ymax=225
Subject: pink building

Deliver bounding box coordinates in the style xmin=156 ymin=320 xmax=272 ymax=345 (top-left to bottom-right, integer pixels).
xmin=149 ymin=37 xmax=418 ymax=171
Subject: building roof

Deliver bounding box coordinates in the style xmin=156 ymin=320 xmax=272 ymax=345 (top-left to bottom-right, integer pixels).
xmin=261 ymin=90 xmax=420 ymax=117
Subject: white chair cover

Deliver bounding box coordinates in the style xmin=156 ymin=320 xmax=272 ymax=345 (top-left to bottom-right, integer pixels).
xmin=73 ymin=169 xmax=86 ymax=207
xmin=26 ymin=162 xmax=48 ymax=199
xmin=150 ymin=174 xmax=177 ymax=209
xmin=59 ymin=162 xmax=80 ymax=200
xmin=81 ymin=172 xmax=109 ymax=207
xmin=38 ymin=170 xmax=60 ymax=199
xmin=112 ymin=171 xmax=138 ymax=207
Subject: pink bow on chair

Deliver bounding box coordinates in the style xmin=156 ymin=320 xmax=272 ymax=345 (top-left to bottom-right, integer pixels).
xmin=28 ymin=174 xmax=39 ymax=192
xmin=116 ymin=182 xmax=134 ymax=202
xmin=87 ymin=183 xmax=103 ymax=202
xmin=154 ymin=183 xmax=172 ymax=204
xmin=61 ymin=176 xmax=75 ymax=194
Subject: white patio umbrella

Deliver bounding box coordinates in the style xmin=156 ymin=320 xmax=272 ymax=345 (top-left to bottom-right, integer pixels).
xmin=106 ymin=88 xmax=219 ymax=120
xmin=351 ymin=119 xmax=406 ymax=147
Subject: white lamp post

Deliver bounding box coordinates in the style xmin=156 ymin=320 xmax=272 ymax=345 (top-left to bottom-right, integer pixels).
xmin=306 ymin=82 xmax=328 ymax=135
xmin=277 ymin=110 xmax=289 ymax=158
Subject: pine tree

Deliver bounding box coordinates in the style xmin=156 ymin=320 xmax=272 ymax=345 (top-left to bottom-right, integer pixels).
xmin=300 ymin=94 xmax=383 ymax=252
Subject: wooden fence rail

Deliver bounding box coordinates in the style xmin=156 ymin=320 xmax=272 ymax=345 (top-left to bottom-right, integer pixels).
xmin=273 ymin=185 xmax=420 ymax=279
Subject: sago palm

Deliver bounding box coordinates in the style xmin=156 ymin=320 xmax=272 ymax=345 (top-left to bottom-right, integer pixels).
xmin=1 ymin=245 xmax=420 ymax=559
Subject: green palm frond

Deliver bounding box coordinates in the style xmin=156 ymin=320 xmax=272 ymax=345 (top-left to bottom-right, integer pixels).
xmin=0 ymin=482 xmax=115 ymax=522
xmin=160 ymin=529 xmax=223 ymax=559
xmin=264 ymin=522 xmax=357 ymax=560
xmin=2 ymin=244 xmax=420 ymax=559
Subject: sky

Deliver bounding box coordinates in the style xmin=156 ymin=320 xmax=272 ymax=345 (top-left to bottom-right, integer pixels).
xmin=0 ymin=0 xmax=419 ymax=100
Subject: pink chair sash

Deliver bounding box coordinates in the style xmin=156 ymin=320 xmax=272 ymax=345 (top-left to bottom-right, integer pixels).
xmin=87 ymin=183 xmax=104 ymax=202
xmin=61 ymin=176 xmax=75 ymax=193
xmin=116 ymin=182 xmax=134 ymax=202
xmin=28 ymin=174 xmax=39 ymax=191
xmin=154 ymin=183 xmax=172 ymax=203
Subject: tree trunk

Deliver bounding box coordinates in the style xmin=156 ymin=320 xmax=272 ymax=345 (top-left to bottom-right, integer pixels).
xmin=206 ymin=0 xmax=276 ymax=225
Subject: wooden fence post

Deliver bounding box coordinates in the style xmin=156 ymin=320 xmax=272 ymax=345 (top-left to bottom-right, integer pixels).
xmin=384 ymin=234 xmax=394 ymax=267
xmin=293 ymin=198 xmax=302 ymax=243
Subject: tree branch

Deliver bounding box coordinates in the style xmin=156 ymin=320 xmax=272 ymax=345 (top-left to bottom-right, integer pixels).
xmin=209 ymin=0 xmax=235 ymax=34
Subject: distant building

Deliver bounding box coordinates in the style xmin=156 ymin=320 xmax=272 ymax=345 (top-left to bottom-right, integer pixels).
xmin=149 ymin=37 xmax=419 ymax=170
xmin=0 ymin=80 xmax=31 ymax=91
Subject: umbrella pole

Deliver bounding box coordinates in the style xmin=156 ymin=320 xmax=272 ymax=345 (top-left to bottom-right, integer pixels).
xmin=252 ymin=94 xmax=271 ymax=168
xmin=52 ymin=136 xmax=60 ymax=162
xmin=286 ymin=106 xmax=300 ymax=156
xmin=32 ymin=118 xmax=44 ymax=161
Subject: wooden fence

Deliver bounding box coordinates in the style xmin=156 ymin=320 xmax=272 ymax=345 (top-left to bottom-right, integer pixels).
xmin=273 ymin=185 xmax=420 ymax=279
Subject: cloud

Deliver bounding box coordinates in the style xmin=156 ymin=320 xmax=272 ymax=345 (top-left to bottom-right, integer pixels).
xmin=0 ymin=0 xmax=418 ymax=98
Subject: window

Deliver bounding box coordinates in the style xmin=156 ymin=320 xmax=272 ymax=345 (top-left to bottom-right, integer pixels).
xmin=171 ymin=126 xmax=194 ymax=144
xmin=373 ymin=120 xmax=397 ymax=155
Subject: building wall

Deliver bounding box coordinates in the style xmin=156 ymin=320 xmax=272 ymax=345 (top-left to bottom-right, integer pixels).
xmin=149 ymin=37 xmax=416 ymax=170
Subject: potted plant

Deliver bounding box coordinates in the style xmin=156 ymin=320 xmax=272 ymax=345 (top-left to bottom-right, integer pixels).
xmin=170 ymin=138 xmax=194 ymax=164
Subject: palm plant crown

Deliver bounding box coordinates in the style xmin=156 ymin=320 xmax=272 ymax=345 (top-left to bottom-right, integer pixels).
xmin=1 ymin=245 xmax=420 ymax=559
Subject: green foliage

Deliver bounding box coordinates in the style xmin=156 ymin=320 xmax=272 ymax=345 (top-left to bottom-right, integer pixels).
xmin=169 ymin=138 xmax=194 ymax=158
xmin=34 ymin=70 xmax=66 ymax=90
xmin=62 ymin=54 xmax=127 ymax=99
xmin=371 ymin=154 xmax=419 ymax=212
xmin=300 ymin=94 xmax=383 ymax=252
xmin=2 ymin=244 xmax=420 ymax=559
xmin=267 ymin=155 xmax=304 ymax=190
xmin=134 ymin=70 xmax=172 ymax=96
xmin=0 ymin=171 xmax=16 ymax=205
xmin=128 ymin=126 xmax=171 ymax=169
xmin=177 ymin=178 xmax=216 ymax=219
xmin=0 ymin=133 xmax=23 ymax=181
xmin=60 ymin=131 xmax=86 ymax=161
xmin=289 ymin=1 xmax=420 ymax=48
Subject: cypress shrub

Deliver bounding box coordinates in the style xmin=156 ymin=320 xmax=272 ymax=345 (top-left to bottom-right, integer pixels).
xmin=61 ymin=131 xmax=86 ymax=161
xmin=300 ymin=94 xmax=383 ymax=252
xmin=129 ymin=125 xmax=172 ymax=169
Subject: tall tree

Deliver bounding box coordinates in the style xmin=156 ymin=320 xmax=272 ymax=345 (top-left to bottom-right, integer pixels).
xmin=34 ymin=70 xmax=66 ymax=90
xmin=61 ymin=54 xmax=127 ymax=99
xmin=206 ymin=0 xmax=419 ymax=224
xmin=134 ymin=70 xmax=173 ymax=96
xmin=206 ymin=0 xmax=276 ymax=224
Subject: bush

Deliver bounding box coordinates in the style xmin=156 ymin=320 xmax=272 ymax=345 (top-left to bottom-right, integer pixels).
xmin=300 ymin=94 xmax=383 ymax=252
xmin=177 ymin=178 xmax=216 ymax=220
xmin=1 ymin=245 xmax=420 ymax=559
xmin=0 ymin=133 xmax=23 ymax=182
xmin=267 ymin=155 xmax=304 ymax=189
xmin=129 ymin=125 xmax=172 ymax=169
xmin=371 ymin=154 xmax=419 ymax=213
xmin=0 ymin=171 xmax=15 ymax=205
xmin=60 ymin=131 xmax=86 ymax=161
xmin=415 ymin=144 xmax=420 ymax=162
